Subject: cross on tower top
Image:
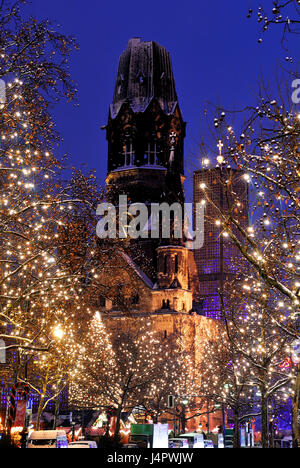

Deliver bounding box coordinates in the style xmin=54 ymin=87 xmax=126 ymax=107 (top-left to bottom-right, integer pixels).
xmin=217 ymin=140 xmax=224 ymax=156
xmin=217 ymin=140 xmax=225 ymax=165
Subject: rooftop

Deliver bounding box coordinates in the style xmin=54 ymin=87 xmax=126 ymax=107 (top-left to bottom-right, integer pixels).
xmin=111 ymin=38 xmax=178 ymax=118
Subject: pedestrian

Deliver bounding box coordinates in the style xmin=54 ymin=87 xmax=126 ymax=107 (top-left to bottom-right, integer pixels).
xmin=20 ymin=428 xmax=28 ymax=449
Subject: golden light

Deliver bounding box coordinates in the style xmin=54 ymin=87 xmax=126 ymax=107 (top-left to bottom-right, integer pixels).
xmin=53 ymin=326 xmax=64 ymax=340
xmin=217 ymin=155 xmax=224 ymax=165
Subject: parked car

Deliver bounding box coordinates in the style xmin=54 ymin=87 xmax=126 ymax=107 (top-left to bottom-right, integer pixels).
xmin=179 ymin=433 xmax=204 ymax=448
xmin=169 ymin=438 xmax=189 ymax=449
xmin=178 ymin=432 xmax=215 ymax=448
xmin=69 ymin=440 xmax=97 ymax=449
xmin=204 ymin=440 xmax=214 ymax=449
xmin=27 ymin=430 xmax=68 ymax=449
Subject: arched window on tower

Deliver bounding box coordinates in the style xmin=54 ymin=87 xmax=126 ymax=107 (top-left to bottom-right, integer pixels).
xmin=117 ymin=74 xmax=125 ymax=96
xmin=174 ymin=254 xmax=179 ymax=274
xmin=122 ymin=142 xmax=135 ymax=167
xmin=163 ymin=255 xmax=168 ymax=275
xmin=144 ymin=142 xmax=162 ymax=166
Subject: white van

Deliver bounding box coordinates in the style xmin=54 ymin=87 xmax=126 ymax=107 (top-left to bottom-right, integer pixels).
xmin=27 ymin=430 xmax=68 ymax=449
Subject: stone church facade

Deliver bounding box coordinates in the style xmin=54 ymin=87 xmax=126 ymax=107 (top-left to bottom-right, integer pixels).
xmin=97 ymin=38 xmax=222 ymax=432
xmin=100 ymin=37 xmax=206 ymax=317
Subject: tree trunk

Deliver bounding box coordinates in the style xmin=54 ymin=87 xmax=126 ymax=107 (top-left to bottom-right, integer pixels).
xmin=292 ymin=363 xmax=300 ymax=449
xmin=261 ymin=392 xmax=268 ymax=449
xmin=181 ymin=406 xmax=186 ymax=434
xmin=233 ymin=411 xmax=240 ymax=449
xmin=7 ymin=353 xmax=20 ymax=432
xmin=114 ymin=406 xmax=122 ymax=440
xmin=36 ymin=397 xmax=44 ymax=431
xmin=52 ymin=399 xmax=60 ymax=430
xmin=105 ymin=415 xmax=111 ymax=436
xmin=269 ymin=420 xmax=274 ymax=449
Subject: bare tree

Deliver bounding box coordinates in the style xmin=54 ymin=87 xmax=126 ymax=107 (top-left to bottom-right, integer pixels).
xmin=248 ymin=1 xmax=300 ymax=47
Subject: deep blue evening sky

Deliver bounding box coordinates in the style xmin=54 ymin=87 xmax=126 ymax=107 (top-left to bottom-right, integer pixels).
xmin=26 ymin=0 xmax=298 ymax=199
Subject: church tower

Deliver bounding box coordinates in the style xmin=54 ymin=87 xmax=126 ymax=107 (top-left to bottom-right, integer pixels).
xmin=105 ymin=38 xmax=187 ymax=280
xmin=103 ymin=38 xmax=202 ymax=307
xmin=105 ymin=37 xmax=186 ymax=206
xmin=95 ymin=39 xmax=221 ymax=434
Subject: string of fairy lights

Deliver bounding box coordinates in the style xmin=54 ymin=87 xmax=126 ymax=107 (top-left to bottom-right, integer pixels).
xmin=1 ymin=3 xmax=299 ymax=439
xmin=196 ymin=81 xmax=300 ymax=437
xmin=0 ymin=74 xmax=97 ymax=414
xmin=70 ymin=314 xmax=200 ymax=421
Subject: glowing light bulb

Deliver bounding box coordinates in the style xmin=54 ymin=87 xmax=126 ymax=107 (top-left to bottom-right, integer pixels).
xmin=53 ymin=326 xmax=64 ymax=340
